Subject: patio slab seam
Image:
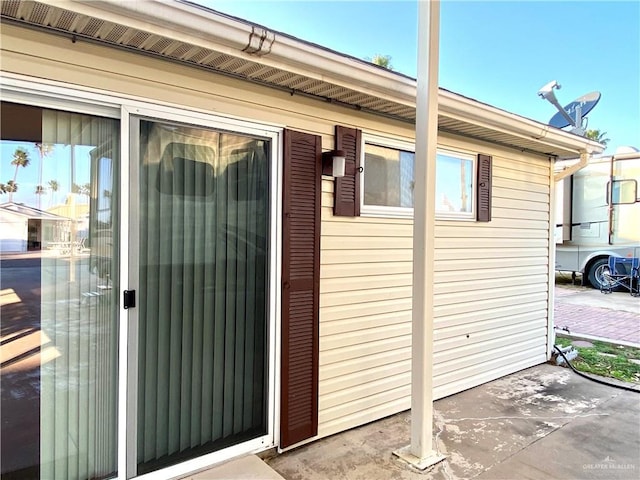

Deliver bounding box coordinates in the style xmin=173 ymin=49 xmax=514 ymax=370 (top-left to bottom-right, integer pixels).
xmin=434 ymin=412 xmax=611 ymax=480
xmin=460 ymin=406 xmax=616 ymax=480
xmin=433 ymin=388 xmax=624 ymax=480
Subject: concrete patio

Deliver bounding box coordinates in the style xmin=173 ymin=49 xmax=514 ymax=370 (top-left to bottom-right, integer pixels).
xmin=185 ymin=279 xmax=640 ymax=480
xmin=190 ymin=363 xmax=639 ymax=480
xmin=263 ymin=363 xmax=639 ymax=480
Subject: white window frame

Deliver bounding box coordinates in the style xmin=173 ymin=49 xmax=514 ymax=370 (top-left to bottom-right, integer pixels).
xmin=124 ymin=106 xmax=281 ymax=480
xmin=435 ymin=147 xmax=477 ymax=221
xmin=360 ymin=133 xmax=416 ymax=218
xmin=359 ymin=134 xmax=479 ymax=222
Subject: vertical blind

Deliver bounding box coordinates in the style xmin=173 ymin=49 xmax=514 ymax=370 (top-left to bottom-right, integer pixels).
xmin=39 ymin=110 xmax=120 ymax=480
xmin=137 ymin=120 xmax=269 ymax=473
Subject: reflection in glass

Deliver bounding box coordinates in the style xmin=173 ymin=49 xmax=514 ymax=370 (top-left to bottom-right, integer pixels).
xmin=435 ymin=152 xmax=473 ymax=214
xmin=136 ymin=120 xmax=269 ymax=474
xmin=0 ymin=103 xmax=119 ymax=479
xmin=610 ymin=179 xmax=638 ymax=205
xmin=364 ymin=143 xmax=415 ymax=208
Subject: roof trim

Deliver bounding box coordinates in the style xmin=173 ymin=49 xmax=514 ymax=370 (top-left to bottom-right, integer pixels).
xmin=0 ymin=202 xmax=70 ymax=220
xmin=58 ymin=0 xmax=417 ymax=105
xmin=438 ymin=90 xmax=603 ymax=156
xmin=2 ymin=0 xmax=604 ymax=158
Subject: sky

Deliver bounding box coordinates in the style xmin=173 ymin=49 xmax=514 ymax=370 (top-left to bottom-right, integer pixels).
xmin=199 ymin=0 xmax=640 ymax=153
xmin=3 ymin=1 xmax=638 ymax=208
xmin=1 ymin=141 xmax=94 ymax=208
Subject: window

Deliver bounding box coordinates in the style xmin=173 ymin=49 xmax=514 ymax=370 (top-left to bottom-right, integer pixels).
xmin=435 ymin=149 xmax=475 ymax=219
xmin=608 ymin=179 xmax=638 ymax=205
xmin=361 ymin=137 xmax=480 ymax=221
xmin=361 ymin=136 xmax=415 ymax=216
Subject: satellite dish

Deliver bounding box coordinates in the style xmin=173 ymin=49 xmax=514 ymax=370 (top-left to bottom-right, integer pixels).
xmin=549 ymin=92 xmax=601 ymax=129
xmin=537 ymin=80 xmax=601 ymax=135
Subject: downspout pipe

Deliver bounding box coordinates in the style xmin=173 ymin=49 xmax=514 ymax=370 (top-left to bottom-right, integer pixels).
xmin=608 ymin=153 xmax=615 ymax=245
xmin=555 ymin=152 xmax=590 ymax=181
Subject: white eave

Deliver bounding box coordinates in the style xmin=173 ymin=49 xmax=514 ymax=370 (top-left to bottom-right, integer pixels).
xmin=1 ymin=0 xmax=604 ymax=158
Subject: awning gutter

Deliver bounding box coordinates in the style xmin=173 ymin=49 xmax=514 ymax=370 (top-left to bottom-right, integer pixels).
xmin=64 ymin=0 xmax=416 ymax=105
xmin=46 ymin=0 xmax=604 ymax=157
xmin=438 ymin=90 xmax=604 ymax=157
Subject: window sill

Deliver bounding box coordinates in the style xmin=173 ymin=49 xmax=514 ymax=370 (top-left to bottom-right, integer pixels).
xmin=359 ymin=207 xmax=478 ymax=222
xmin=435 ymin=214 xmax=476 ymax=222
xmin=361 ymin=205 xmax=414 ymax=219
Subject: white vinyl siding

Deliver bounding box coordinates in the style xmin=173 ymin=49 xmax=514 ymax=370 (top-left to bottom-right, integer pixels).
xmin=433 ymin=137 xmax=551 ymax=399
xmin=1 ymin=24 xmax=416 ymax=448
xmin=319 ymin=179 xmax=413 ymax=438
xmin=2 ymin=24 xmax=552 ymax=447
xmin=318 ymin=142 xmax=551 ymax=438
xmin=0 ymin=23 xmax=411 ymax=148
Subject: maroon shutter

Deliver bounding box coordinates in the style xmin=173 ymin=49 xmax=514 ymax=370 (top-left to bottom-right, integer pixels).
xmin=477 ymin=154 xmax=492 ymax=222
xmin=333 ymin=126 xmax=362 ymax=216
xmin=280 ymin=129 xmax=321 ymax=448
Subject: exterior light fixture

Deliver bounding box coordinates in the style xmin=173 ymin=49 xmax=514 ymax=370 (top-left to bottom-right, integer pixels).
xmin=322 ymin=150 xmax=346 ymax=178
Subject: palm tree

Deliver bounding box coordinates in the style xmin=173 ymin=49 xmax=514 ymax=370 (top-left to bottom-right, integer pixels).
xmin=10 ymin=148 xmax=30 ymax=202
xmin=371 ymin=54 xmax=393 ymax=70
xmin=48 ymin=179 xmax=60 ymax=206
xmin=72 ymin=182 xmax=91 ymax=203
xmin=35 ymin=143 xmax=53 ymax=209
xmin=585 ymin=129 xmax=610 ymax=147
xmin=81 ymin=183 xmax=91 ymax=204
xmin=5 ymin=180 xmax=18 ymax=197
xmin=103 ymin=189 xmax=112 ymax=206
xmin=35 ymin=184 xmax=47 ymax=203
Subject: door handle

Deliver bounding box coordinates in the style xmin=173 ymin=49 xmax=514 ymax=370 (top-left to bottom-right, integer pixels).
xmin=124 ymin=290 xmax=136 ymax=309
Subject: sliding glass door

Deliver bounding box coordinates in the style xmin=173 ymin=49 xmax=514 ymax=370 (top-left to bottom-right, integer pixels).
xmin=130 ymin=117 xmax=271 ymax=475
xmin=2 ymin=99 xmax=274 ymax=479
xmin=0 ymin=103 xmax=120 ymax=480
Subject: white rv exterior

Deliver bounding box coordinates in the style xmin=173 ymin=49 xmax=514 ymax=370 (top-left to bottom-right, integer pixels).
xmin=555 ymin=148 xmax=640 ymax=288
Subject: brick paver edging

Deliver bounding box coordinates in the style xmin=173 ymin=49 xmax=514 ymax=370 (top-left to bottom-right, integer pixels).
xmin=554 ymin=302 xmax=640 ymax=345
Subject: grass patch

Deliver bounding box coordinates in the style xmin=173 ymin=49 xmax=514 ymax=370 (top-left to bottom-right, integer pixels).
xmin=589 ymin=340 xmax=640 ymax=359
xmin=555 ymin=337 xmax=573 ymax=348
xmin=555 ymin=336 xmax=640 ymax=384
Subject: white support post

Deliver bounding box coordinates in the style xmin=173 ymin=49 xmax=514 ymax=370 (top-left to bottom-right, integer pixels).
xmin=393 ymin=0 xmax=446 ymax=470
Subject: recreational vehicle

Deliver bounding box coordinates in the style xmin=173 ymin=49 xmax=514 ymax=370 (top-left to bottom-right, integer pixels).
xmin=555 ymin=148 xmax=640 ymax=288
